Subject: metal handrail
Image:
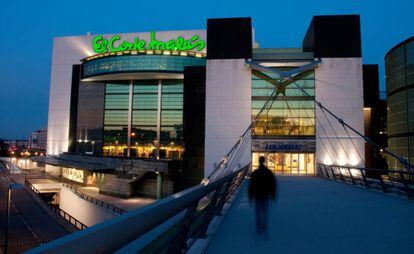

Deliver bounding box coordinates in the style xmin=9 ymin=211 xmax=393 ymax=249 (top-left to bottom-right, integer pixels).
xmin=24 ymin=179 xmax=88 ymax=230
xmin=26 ymin=165 xmax=249 ymax=254
xmin=317 ymin=164 xmax=414 ymax=199
xmin=62 ymin=182 xmax=127 ymax=215
xmin=50 ymin=206 xmax=88 ymax=230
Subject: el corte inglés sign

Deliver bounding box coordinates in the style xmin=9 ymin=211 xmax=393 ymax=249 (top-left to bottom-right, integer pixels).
xmin=92 ymin=31 xmax=206 ymax=54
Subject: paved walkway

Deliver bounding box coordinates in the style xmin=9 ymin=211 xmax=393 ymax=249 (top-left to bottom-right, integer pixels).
xmin=207 ymin=176 xmax=414 ymax=254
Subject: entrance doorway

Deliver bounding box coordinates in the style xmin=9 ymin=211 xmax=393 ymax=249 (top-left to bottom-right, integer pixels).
xmin=252 ymin=152 xmax=315 ymax=175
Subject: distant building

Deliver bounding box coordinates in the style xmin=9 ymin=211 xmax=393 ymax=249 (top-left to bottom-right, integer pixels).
xmin=5 ymin=140 xmax=29 ymax=149
xmin=29 ymin=129 xmax=47 ymax=150
xmin=385 ymin=36 xmax=414 ymax=170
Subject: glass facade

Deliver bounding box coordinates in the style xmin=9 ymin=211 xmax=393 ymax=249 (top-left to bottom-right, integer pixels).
xmin=131 ymin=80 xmax=158 ymax=157
xmin=252 ymin=69 xmax=315 ymax=137
xmin=160 ymin=80 xmax=184 ymax=159
xmin=103 ymin=80 xmax=184 ymax=159
xmin=75 ymin=82 xmax=105 ymax=155
xmin=82 ymin=55 xmax=206 ymax=79
xmin=385 ymin=38 xmax=414 ymax=170
xmin=252 ymin=152 xmax=315 ymax=174
xmin=103 ymin=82 xmax=130 ymax=156
xmin=251 ymin=68 xmax=316 ymax=175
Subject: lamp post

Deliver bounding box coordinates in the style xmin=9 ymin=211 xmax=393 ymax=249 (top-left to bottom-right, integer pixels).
xmin=4 ymin=183 xmax=23 ymax=254
xmin=91 ymin=141 xmax=95 ymax=155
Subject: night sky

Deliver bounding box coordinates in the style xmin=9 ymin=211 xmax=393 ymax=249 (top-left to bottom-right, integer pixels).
xmin=0 ymin=0 xmax=413 ymax=139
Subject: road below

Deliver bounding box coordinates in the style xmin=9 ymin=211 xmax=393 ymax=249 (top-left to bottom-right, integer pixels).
xmin=0 ymin=163 xmax=69 ymax=253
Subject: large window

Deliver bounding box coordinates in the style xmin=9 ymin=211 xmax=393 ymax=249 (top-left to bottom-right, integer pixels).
xmin=252 ymin=69 xmax=315 ymax=137
xmin=103 ymin=82 xmax=129 ymax=156
xmin=131 ymin=80 xmax=158 ymax=158
xmin=160 ymin=80 xmax=184 ymax=159
xmin=102 ymin=80 xmax=184 ymax=159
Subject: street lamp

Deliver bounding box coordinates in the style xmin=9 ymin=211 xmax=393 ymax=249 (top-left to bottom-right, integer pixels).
xmin=91 ymin=141 xmax=95 ymax=155
xmin=4 ymin=183 xmax=23 ymax=254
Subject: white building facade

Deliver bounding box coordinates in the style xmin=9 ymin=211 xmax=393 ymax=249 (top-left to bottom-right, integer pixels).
xmin=47 ymin=15 xmax=366 ymax=185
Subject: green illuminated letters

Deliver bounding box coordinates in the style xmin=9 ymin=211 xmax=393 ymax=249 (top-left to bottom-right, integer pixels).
xmin=92 ymin=32 xmax=206 ymax=54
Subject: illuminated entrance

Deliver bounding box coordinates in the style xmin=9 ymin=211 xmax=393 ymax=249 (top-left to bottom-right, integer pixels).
xmin=252 ymin=152 xmax=315 ymax=175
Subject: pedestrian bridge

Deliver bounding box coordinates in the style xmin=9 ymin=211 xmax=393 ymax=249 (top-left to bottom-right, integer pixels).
xmin=27 ymin=168 xmax=414 ymax=254
xmin=206 ymin=176 xmax=414 ymax=254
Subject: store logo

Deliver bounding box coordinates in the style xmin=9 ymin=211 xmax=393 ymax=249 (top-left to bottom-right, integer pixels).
xmin=92 ymin=31 xmax=206 ymax=54
xmin=265 ymin=143 xmax=303 ymax=151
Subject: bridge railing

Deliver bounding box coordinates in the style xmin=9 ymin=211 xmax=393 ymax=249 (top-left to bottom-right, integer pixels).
xmin=26 ymin=165 xmax=249 ymax=254
xmin=317 ymin=164 xmax=414 ymax=199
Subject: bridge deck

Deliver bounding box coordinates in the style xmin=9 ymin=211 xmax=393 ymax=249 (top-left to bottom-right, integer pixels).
xmin=206 ymin=176 xmax=414 ymax=254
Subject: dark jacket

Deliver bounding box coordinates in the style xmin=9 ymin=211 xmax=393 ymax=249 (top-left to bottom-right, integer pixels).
xmin=248 ymin=164 xmax=276 ymax=200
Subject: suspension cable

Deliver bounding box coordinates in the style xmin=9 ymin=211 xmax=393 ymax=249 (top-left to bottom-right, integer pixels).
xmin=297 ymin=100 xmax=336 ymax=165
xmin=341 ymin=122 xmax=365 ymax=165
xmin=289 ymin=79 xmax=414 ymax=170
xmin=248 ymin=61 xmax=413 ymax=170
xmin=317 ymin=99 xmax=353 ymax=163
xmin=207 ymin=77 xmax=283 ymax=181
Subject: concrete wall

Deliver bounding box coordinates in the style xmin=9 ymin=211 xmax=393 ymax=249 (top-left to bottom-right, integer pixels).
xmin=59 ymin=186 xmax=117 ymax=227
xmin=134 ymin=173 xmax=174 ymax=199
xmin=45 ymin=164 xmax=61 ymax=176
xmin=315 ymin=58 xmax=365 ymax=167
xmin=47 ymin=30 xmax=206 ymax=155
xmin=99 ymin=174 xmax=134 ymax=198
xmin=204 ymin=59 xmax=252 ymax=177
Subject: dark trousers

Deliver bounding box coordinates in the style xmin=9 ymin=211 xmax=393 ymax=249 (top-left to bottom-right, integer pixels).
xmin=255 ymin=197 xmax=270 ymax=235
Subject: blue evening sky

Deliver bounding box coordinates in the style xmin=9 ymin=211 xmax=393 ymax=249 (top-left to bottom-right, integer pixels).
xmin=0 ymin=0 xmax=413 ymax=139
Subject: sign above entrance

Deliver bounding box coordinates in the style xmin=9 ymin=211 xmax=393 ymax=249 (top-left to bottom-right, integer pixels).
xmin=92 ymin=31 xmax=206 ymax=54
xmin=265 ymin=143 xmax=303 ymax=151
xmin=252 ymin=139 xmax=316 ymax=153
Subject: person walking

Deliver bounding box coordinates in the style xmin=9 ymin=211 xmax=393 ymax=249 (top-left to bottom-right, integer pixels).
xmin=248 ymin=156 xmax=276 ymax=239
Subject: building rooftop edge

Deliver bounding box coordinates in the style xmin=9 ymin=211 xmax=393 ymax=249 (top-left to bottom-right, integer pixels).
xmin=384 ymin=35 xmax=414 ymax=60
